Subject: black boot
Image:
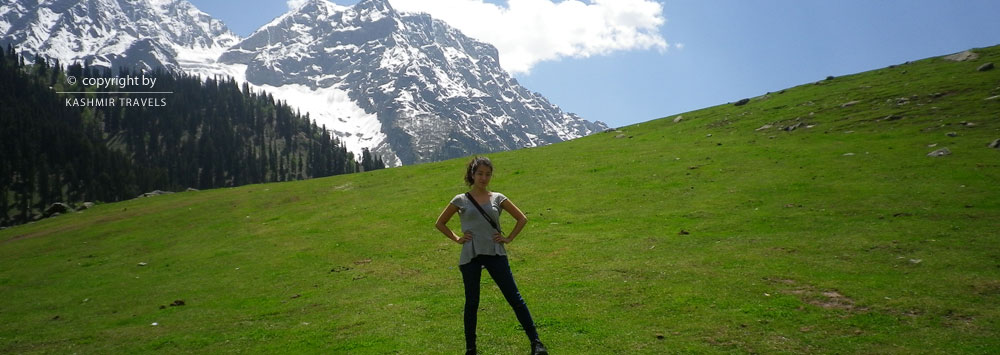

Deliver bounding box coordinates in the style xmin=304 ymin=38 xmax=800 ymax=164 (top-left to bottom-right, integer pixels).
xmin=465 ymin=347 xmax=476 ymax=355
xmin=531 ymin=340 xmax=548 ymax=355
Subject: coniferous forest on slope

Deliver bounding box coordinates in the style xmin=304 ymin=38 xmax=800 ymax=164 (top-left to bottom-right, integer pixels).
xmin=0 ymin=46 xmax=385 ymax=227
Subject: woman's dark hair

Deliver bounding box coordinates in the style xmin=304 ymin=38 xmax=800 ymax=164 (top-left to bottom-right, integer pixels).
xmin=465 ymin=156 xmax=493 ymax=186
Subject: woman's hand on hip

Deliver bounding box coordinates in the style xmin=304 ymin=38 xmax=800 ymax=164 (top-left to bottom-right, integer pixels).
xmin=455 ymin=231 xmax=472 ymax=244
xmin=493 ymin=232 xmax=512 ymax=244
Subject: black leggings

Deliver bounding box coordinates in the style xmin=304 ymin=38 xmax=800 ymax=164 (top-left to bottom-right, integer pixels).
xmin=459 ymin=254 xmax=539 ymax=349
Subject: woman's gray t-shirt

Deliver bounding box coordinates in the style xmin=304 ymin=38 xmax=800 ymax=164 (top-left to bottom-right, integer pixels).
xmin=450 ymin=192 xmax=508 ymax=265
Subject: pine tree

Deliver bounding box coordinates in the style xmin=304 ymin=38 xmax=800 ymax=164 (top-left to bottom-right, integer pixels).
xmin=361 ymin=148 xmax=373 ymax=172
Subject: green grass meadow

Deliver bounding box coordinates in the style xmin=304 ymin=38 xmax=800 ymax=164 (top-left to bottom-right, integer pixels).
xmin=2 ymin=46 xmax=1000 ymax=353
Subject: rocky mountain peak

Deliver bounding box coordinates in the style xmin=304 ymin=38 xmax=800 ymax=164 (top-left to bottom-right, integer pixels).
xmin=288 ymin=0 xmax=348 ymax=16
xmin=354 ymin=0 xmax=396 ymax=15
xmin=217 ymin=0 xmax=606 ymax=166
xmin=0 ymin=0 xmax=238 ymax=71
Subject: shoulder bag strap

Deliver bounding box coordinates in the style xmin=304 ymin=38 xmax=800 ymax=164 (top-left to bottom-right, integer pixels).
xmin=465 ymin=192 xmax=502 ymax=233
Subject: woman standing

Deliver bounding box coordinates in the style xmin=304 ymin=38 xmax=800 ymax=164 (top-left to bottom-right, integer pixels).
xmin=435 ymin=156 xmax=548 ymax=355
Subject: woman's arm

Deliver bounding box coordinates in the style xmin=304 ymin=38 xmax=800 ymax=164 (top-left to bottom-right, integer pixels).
xmin=496 ymin=199 xmax=528 ymax=243
xmin=436 ymin=203 xmax=470 ymax=244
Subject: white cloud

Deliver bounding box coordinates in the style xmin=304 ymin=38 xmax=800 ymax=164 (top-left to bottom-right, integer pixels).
xmin=674 ymin=42 xmax=684 ymax=50
xmin=288 ymin=0 xmax=308 ymax=10
xmin=389 ymin=0 xmax=668 ymax=75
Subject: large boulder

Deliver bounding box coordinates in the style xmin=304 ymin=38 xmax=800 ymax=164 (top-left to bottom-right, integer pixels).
xmin=943 ymin=50 xmax=979 ymax=62
xmin=138 ymin=190 xmax=174 ymax=198
xmin=44 ymin=203 xmax=74 ymax=217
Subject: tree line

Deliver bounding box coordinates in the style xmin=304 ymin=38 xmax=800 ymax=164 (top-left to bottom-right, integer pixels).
xmin=0 ymin=46 xmax=385 ymax=227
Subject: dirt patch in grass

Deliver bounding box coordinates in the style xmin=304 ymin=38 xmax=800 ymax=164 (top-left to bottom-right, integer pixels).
xmin=813 ymin=290 xmax=860 ymax=311
xmin=970 ymin=279 xmax=1000 ymax=297
xmin=941 ymin=309 xmax=977 ymax=328
xmin=764 ymin=277 xmax=867 ymax=313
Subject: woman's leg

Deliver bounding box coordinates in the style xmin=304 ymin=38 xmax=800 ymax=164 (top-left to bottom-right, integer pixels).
xmin=459 ymin=259 xmax=483 ymax=350
xmin=482 ymin=255 xmax=540 ymax=342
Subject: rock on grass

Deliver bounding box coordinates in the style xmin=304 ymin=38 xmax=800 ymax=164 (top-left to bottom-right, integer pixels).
xmin=927 ymin=148 xmax=952 ymax=157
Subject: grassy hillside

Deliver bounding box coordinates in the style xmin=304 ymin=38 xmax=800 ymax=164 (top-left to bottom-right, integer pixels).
xmin=2 ymin=45 xmax=999 ymax=354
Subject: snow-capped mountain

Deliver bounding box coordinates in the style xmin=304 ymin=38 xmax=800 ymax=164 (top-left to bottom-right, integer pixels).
xmin=2 ymin=0 xmax=607 ymax=166
xmin=218 ymin=0 xmax=606 ymax=165
xmin=0 ymin=0 xmax=238 ymax=72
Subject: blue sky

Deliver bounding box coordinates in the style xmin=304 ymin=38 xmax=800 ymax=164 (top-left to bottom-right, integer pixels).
xmin=187 ymin=0 xmax=1000 ymax=129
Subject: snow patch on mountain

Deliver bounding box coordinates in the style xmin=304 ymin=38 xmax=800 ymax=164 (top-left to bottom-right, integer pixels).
xmin=255 ymin=82 xmax=394 ymax=166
